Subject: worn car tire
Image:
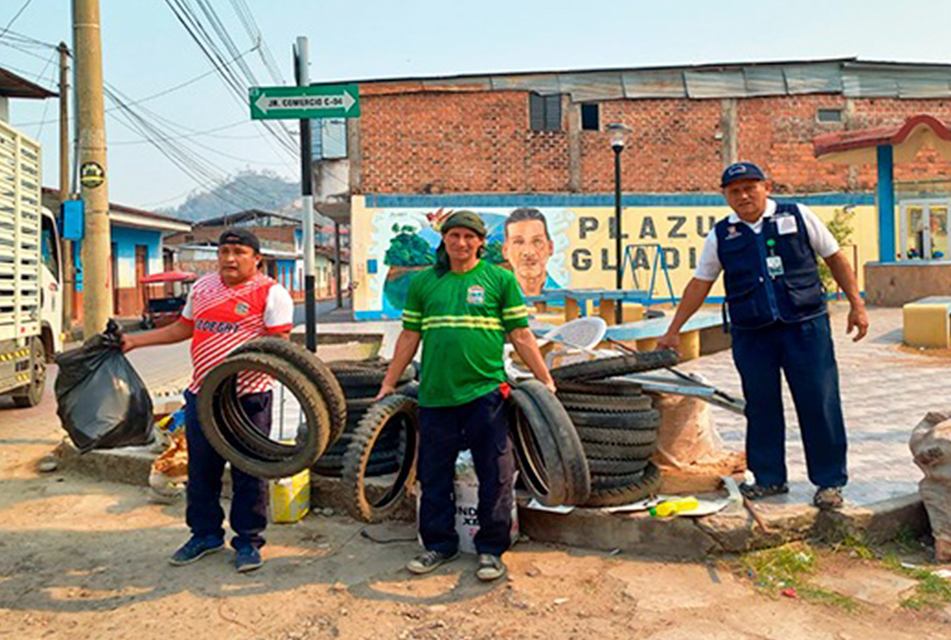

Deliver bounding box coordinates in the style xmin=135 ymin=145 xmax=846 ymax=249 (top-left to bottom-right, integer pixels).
xmin=557 ymin=393 xmax=652 ymax=413
xmin=586 ymin=457 xmax=650 ymax=476
xmin=575 ymin=426 xmax=658 ymax=446
xmin=581 ymin=440 xmax=656 ymax=460
xmin=568 ymin=409 xmax=660 ymax=430
xmin=232 ymin=338 xmax=347 ymax=445
xmin=341 ymin=394 xmax=419 ymax=523
xmin=550 ymin=351 xmax=678 ymax=382
xmin=197 ymin=352 xmax=331 ymax=479
xmin=554 ymin=379 xmax=643 ymax=396
xmin=582 ymin=463 xmax=662 ymax=508
xmin=510 ymin=380 xmax=591 ymax=506
xmin=332 ymin=362 xmax=415 ymax=389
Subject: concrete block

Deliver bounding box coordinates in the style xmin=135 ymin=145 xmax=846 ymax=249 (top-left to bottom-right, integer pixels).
xmin=518 ymin=504 xmax=718 ymax=558
xmin=55 ymin=441 xmax=154 ymax=486
xmin=811 ymin=567 xmax=918 ymax=608
xmin=903 ymin=302 xmax=950 ymax=348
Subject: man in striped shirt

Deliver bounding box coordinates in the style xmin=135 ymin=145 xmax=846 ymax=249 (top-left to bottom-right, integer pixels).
xmin=377 ymin=211 xmax=555 ymax=582
xmin=123 ymin=228 xmax=293 ymax=572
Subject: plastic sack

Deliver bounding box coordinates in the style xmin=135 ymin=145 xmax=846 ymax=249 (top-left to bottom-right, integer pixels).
xmin=54 ymin=320 xmax=154 ymax=453
xmin=910 ymin=411 xmax=951 ymax=561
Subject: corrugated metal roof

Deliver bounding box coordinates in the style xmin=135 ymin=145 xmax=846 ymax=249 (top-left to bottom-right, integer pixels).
xmin=319 ymin=58 xmax=951 ymax=103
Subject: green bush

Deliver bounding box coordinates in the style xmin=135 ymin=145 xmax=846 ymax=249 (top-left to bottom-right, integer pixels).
xmin=818 ymin=206 xmax=855 ymax=292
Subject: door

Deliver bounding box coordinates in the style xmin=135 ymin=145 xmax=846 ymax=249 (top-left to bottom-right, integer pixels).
xmin=135 ymin=245 xmax=149 ymax=315
xmin=900 ymin=200 xmax=951 ymax=260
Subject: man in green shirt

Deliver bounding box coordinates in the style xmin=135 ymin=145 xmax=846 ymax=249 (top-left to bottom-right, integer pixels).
xmin=378 ymin=211 xmax=555 ymax=582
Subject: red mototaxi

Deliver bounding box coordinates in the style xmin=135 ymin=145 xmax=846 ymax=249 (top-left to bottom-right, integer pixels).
xmin=139 ymin=270 xmax=198 ymax=329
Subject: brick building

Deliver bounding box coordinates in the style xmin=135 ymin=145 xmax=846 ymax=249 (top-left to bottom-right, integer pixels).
xmin=309 ymin=58 xmax=951 ymax=319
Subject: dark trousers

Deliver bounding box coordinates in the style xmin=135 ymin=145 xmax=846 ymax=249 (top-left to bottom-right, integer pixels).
xmin=183 ymin=390 xmax=272 ymax=550
xmin=417 ymin=388 xmax=515 ymax=557
xmin=731 ymin=314 xmax=848 ymax=489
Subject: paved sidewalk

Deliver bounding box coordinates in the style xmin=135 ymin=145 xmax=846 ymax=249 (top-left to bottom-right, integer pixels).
xmin=678 ymin=302 xmax=938 ymax=508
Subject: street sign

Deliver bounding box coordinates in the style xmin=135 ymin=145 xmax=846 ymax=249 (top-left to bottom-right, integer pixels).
xmin=249 ymin=84 xmax=360 ymax=120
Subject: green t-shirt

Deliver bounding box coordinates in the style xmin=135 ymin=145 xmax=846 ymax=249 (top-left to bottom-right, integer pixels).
xmin=402 ymin=260 xmax=529 ymax=407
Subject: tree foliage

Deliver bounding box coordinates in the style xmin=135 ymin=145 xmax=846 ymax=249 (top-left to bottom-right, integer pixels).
xmin=384 ymin=225 xmax=436 ymax=267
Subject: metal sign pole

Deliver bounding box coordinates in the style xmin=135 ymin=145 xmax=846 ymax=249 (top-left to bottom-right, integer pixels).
xmin=296 ymin=37 xmax=316 ymax=352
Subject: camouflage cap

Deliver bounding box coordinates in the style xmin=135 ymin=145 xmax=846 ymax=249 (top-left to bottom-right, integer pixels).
xmin=440 ymin=210 xmax=486 ymax=237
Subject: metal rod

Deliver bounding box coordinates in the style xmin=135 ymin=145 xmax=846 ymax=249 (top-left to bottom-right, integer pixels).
xmin=297 ymin=36 xmax=316 ymax=352
xmin=614 ymin=146 xmax=623 ymax=325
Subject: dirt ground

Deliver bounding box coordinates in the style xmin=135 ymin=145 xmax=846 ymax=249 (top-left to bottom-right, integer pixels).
xmin=2 ymin=397 xmax=951 ymax=640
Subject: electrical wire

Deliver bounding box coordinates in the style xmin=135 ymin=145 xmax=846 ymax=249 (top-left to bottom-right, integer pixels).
xmin=0 ymin=0 xmax=37 ymax=43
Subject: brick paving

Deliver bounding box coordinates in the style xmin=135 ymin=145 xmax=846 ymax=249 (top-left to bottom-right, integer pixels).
xmin=678 ymin=302 xmax=944 ymax=507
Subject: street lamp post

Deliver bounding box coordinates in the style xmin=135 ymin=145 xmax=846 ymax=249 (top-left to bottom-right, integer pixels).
xmin=607 ymin=123 xmax=631 ymax=325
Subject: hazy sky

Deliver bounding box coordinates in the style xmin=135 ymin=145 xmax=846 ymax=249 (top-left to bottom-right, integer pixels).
xmin=4 ymin=0 xmax=951 ymax=210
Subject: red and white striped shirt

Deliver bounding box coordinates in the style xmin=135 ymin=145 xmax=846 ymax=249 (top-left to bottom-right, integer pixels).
xmin=181 ymin=272 xmax=294 ymax=394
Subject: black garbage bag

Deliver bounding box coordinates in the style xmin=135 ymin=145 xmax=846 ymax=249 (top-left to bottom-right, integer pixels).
xmin=55 ymin=320 xmax=154 ymax=453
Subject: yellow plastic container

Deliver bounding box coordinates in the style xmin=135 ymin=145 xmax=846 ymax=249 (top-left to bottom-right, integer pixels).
xmin=269 ymin=469 xmax=311 ymax=524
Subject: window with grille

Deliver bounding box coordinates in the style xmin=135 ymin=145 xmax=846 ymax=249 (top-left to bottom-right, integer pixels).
xmin=530 ymin=93 xmax=563 ymax=131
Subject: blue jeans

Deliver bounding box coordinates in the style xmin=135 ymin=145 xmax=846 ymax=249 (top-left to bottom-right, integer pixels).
xmin=731 ymin=314 xmax=848 ymax=489
xmin=417 ymin=388 xmax=515 ymax=557
xmin=183 ymin=390 xmax=272 ymax=550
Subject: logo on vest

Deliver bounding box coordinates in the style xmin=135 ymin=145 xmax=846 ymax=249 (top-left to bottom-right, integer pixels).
xmin=466 ymin=285 xmax=485 ymax=306
xmin=235 ymin=301 xmax=250 ymax=316
xmin=725 ymin=225 xmax=742 ymax=240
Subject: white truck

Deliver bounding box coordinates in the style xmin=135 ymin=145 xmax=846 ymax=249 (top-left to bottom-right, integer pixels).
xmin=0 ymin=119 xmax=63 ymax=408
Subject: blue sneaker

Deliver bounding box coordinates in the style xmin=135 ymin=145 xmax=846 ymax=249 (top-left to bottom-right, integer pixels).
xmin=235 ymin=546 xmax=263 ymax=573
xmin=169 ymin=536 xmax=224 ymax=566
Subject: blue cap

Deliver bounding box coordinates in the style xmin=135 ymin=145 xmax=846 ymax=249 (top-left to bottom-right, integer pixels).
xmin=721 ymin=162 xmax=767 ymax=188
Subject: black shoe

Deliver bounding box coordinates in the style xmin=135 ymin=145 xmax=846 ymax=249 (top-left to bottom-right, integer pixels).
xmin=475 ymin=554 xmax=507 ymax=582
xmin=235 ymin=546 xmax=264 ymax=573
xmin=739 ymin=482 xmax=789 ymax=500
xmin=406 ymin=549 xmax=460 ymax=575
xmin=169 ymin=536 xmax=225 ymax=566
xmin=814 ymin=486 xmax=845 ymax=510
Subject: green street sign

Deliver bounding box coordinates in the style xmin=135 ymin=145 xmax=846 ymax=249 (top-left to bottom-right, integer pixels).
xmin=249 ymin=84 xmax=360 ymax=120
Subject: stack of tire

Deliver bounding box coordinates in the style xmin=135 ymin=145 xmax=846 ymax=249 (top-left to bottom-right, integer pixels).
xmin=549 ymin=350 xmax=679 ymax=508
xmin=312 ymin=360 xmax=416 ymax=478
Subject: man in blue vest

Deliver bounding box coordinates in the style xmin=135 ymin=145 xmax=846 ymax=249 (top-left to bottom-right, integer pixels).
xmin=657 ymin=162 xmax=868 ymax=510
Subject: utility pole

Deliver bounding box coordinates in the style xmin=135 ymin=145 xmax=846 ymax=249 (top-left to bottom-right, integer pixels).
xmin=73 ymin=0 xmax=112 ymax=337
xmin=58 ymin=42 xmax=74 ymax=330
xmin=296 ymin=37 xmax=317 ymax=352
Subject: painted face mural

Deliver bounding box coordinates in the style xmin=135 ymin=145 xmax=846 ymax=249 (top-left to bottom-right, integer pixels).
xmin=502 ymin=208 xmax=555 ymax=297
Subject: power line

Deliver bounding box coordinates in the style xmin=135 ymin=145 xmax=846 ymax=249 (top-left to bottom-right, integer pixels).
xmin=0 ymin=0 xmax=37 ymax=43
xmin=104 ymin=85 xmax=282 ymax=210
xmin=162 ymin=0 xmax=298 ymax=160
xmin=10 ymin=45 xmax=258 ymax=127
xmin=108 ymin=119 xmax=262 ymax=145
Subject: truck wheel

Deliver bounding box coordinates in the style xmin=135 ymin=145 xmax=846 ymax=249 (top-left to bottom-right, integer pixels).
xmin=13 ymin=338 xmax=46 ymax=408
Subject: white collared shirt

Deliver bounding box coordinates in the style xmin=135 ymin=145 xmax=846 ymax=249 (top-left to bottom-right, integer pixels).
xmin=693 ymin=199 xmax=840 ymax=282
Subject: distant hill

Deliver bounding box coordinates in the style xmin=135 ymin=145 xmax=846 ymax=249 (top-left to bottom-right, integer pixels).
xmin=158 ymin=170 xmax=314 ymax=222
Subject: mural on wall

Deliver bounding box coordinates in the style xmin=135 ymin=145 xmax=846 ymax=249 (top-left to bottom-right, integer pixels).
xmin=354 ymin=197 xmax=880 ymax=319
xmin=368 ymin=207 xmax=572 ymax=316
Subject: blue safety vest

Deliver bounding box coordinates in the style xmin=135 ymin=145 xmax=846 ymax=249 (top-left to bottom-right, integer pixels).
xmin=715 ymin=203 xmax=827 ymax=330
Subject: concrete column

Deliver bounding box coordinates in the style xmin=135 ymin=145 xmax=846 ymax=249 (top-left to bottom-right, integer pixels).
xmin=720 ymin=98 xmax=738 ymax=167
xmin=346 ymin=118 xmax=362 ymax=193
xmin=567 ymin=99 xmax=582 ymax=192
